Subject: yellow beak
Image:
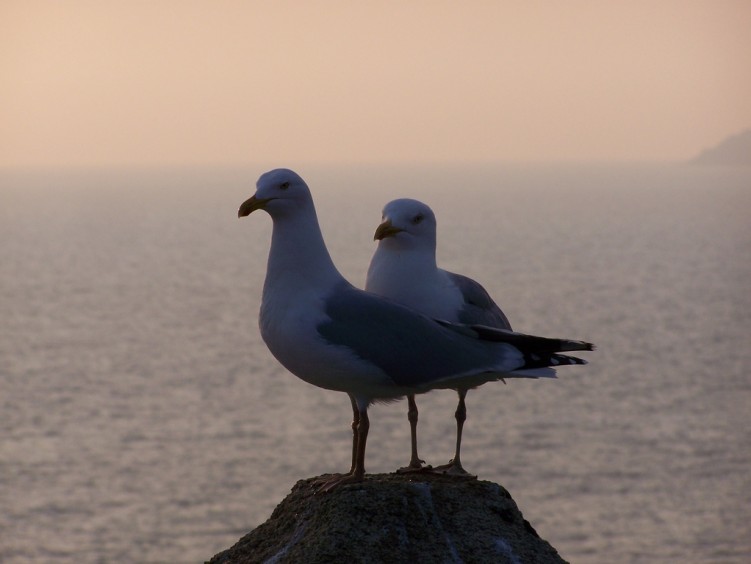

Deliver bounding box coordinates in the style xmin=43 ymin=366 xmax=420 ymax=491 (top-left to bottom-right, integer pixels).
xmin=373 ymin=219 xmax=404 ymax=240
xmin=238 ymin=195 xmax=272 ymax=217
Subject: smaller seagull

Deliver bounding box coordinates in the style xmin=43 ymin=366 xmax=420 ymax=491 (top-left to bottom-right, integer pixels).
xmin=239 ymin=169 xmax=592 ymax=489
xmin=367 ymin=198 xmax=588 ymax=476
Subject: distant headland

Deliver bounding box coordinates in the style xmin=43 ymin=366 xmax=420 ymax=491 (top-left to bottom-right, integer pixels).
xmin=690 ymin=129 xmax=751 ymax=166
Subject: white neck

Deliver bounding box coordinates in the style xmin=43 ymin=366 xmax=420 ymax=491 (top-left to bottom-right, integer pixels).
xmin=263 ymin=204 xmax=343 ymax=300
xmin=367 ymin=243 xmax=441 ymax=298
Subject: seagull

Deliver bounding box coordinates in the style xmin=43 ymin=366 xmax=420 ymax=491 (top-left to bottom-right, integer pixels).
xmin=367 ymin=198 xmax=516 ymax=475
xmin=238 ymin=168 xmax=592 ymax=489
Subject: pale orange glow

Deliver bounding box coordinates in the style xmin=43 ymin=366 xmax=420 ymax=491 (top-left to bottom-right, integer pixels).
xmin=1 ymin=0 xmax=750 ymax=167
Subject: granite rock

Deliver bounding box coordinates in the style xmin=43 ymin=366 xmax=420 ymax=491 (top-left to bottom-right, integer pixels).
xmin=207 ymin=472 xmax=566 ymax=564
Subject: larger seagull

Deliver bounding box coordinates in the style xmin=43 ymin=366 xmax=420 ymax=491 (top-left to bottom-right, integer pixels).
xmin=367 ymin=198 xmax=514 ymax=475
xmin=238 ymin=168 xmax=592 ymax=489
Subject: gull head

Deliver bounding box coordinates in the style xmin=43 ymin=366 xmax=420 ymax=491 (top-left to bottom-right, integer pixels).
xmin=238 ymin=168 xmax=312 ymax=219
xmin=373 ymin=198 xmax=438 ymax=250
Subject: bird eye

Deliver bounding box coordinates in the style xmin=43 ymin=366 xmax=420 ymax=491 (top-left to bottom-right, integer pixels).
xmin=279 ymin=181 xmax=290 ymax=190
xmin=412 ymin=214 xmax=424 ymax=225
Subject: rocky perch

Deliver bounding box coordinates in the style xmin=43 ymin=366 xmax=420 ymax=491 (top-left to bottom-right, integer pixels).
xmin=207 ymin=472 xmax=566 ymax=563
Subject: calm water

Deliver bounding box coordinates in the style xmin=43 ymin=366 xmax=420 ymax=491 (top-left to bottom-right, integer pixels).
xmin=1 ymin=164 xmax=750 ymax=563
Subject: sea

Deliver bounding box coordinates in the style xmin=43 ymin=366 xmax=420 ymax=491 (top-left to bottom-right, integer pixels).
xmin=1 ymin=163 xmax=749 ymax=563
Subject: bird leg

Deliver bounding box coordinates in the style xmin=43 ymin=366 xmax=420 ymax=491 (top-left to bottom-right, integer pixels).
xmin=314 ymin=395 xmax=360 ymax=490
xmin=397 ymin=395 xmax=432 ymax=473
xmin=319 ymin=401 xmax=369 ymax=492
xmin=352 ymin=405 xmax=369 ymax=479
xmin=433 ymin=389 xmax=476 ymax=478
xmin=349 ymin=394 xmax=360 ymax=474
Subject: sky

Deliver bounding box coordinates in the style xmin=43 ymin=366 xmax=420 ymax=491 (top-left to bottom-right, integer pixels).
xmin=1 ymin=0 xmax=750 ymax=168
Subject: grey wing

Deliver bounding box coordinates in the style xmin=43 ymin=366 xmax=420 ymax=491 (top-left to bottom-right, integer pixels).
xmin=316 ymin=282 xmax=513 ymax=388
xmin=447 ymin=271 xmax=512 ymax=330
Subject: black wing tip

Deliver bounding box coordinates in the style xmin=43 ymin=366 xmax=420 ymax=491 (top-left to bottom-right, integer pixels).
xmin=562 ymin=339 xmax=595 ymax=352
xmin=552 ymin=354 xmax=588 ymax=366
xmin=522 ymin=352 xmax=588 ymax=369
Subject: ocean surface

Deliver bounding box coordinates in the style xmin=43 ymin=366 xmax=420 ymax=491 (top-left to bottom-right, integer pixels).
xmin=1 ymin=163 xmax=749 ymax=563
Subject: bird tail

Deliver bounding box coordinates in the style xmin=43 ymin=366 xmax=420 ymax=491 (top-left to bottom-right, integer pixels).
xmin=432 ymin=320 xmax=593 ymax=384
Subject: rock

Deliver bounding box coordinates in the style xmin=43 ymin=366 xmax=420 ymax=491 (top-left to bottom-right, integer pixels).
xmin=207 ymin=472 xmax=566 ymax=563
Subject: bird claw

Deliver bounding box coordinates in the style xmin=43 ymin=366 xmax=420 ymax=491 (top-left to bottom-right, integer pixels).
xmin=315 ymin=472 xmax=363 ymax=493
xmin=396 ymin=460 xmax=434 ymax=474
xmin=396 ymin=464 xmax=433 ymax=474
xmin=431 ymin=460 xmax=477 ymax=479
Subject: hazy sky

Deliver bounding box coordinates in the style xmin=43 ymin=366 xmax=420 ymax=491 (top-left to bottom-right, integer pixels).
xmin=2 ymin=1 xmax=750 ymax=167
